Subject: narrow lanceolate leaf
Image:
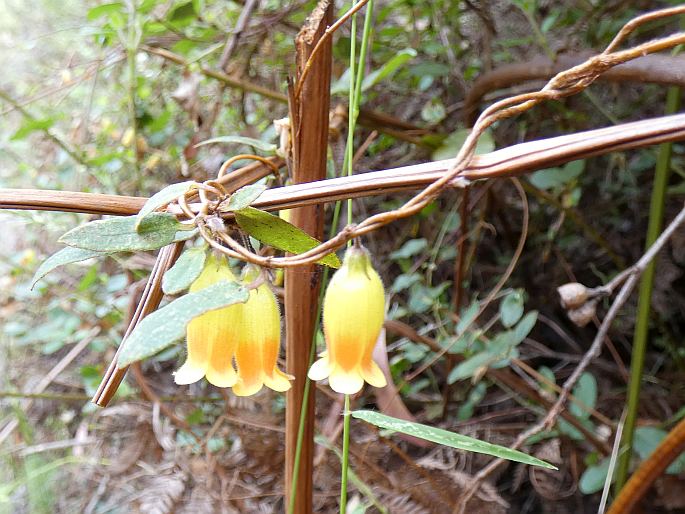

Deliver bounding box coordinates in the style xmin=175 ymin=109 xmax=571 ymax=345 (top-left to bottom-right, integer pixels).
xmin=117 ymin=280 xmax=248 ymax=367
xmin=31 ymin=247 xmax=106 ymax=289
xmin=361 ymin=48 xmax=417 ymax=92
xmin=162 ymin=246 xmax=207 ymax=295
xmin=234 ymin=207 xmax=341 ymax=268
xmin=135 ymin=181 xmax=195 ymax=230
xmin=352 ymin=411 xmax=557 ymax=470
xmin=59 ymin=213 xmax=196 ymax=253
xmin=220 ymin=184 xmax=267 ymax=212
xmin=194 ymin=135 xmax=277 ymax=153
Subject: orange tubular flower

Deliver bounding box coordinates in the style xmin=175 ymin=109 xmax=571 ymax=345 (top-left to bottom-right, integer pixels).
xmin=232 ymin=269 xmax=293 ymax=396
xmin=308 ymin=245 xmax=387 ymax=394
xmin=174 ymin=255 xmax=241 ymax=388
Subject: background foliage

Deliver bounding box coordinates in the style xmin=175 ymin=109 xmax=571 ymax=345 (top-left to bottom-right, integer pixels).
xmin=1 ymin=0 xmax=685 ymax=512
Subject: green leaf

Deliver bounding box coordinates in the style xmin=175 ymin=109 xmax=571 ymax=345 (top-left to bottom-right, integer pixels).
xmin=352 ymin=411 xmax=556 ymax=469
xmin=457 ymin=382 xmax=487 ymax=421
xmin=538 ymin=366 xmax=556 ymax=394
xmin=448 ymin=313 xmax=535 ymax=384
xmin=389 ymin=238 xmax=427 ymax=260
xmin=87 ymin=2 xmax=123 ymax=20
xmin=234 ymin=207 xmax=341 ymax=268
xmin=220 ymin=184 xmax=267 ymax=212
xmin=500 ymin=290 xmax=524 ymax=327
xmin=634 ymin=427 xmax=685 ymax=474
xmin=569 ymin=372 xmax=597 ymax=419
xmin=529 ymin=160 xmax=585 ymax=190
xmin=432 ymin=128 xmax=495 ymax=161
xmin=168 ymin=1 xmax=196 ymax=24
xmin=162 ymin=246 xmax=207 ymax=295
xmin=117 ymin=280 xmax=248 ymax=367
xmin=31 ymin=247 xmax=107 ymax=289
xmin=391 ymin=273 xmax=421 ymax=293
xmin=60 ymin=213 xmax=196 ymax=252
xmin=579 ymin=457 xmax=611 ymax=494
xmin=10 ymin=118 xmax=55 ymax=141
xmin=447 ymin=351 xmax=495 ymax=384
xmin=361 ymin=49 xmax=417 ymax=91
xmin=195 ymin=135 xmax=276 ymax=153
xmin=456 ymin=301 xmax=480 ymax=334
xmin=512 ymin=311 xmax=538 ymax=344
xmin=136 ymin=181 xmax=194 ymax=230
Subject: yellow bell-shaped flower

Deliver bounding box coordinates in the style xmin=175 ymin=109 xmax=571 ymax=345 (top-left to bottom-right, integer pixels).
xmin=174 ymin=254 xmax=241 ymax=388
xmin=232 ymin=268 xmax=293 ymax=396
xmin=308 ymin=245 xmax=387 ymax=394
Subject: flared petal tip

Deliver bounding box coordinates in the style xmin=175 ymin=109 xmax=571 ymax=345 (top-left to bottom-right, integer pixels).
xmin=328 ymin=367 xmax=365 ymax=395
xmin=307 ymin=357 xmax=331 ymax=381
xmin=205 ymin=367 xmax=238 ymax=388
xmin=264 ymin=368 xmax=294 ymax=392
xmin=232 ymin=380 xmax=263 ymax=397
xmin=173 ymin=362 xmax=206 ymax=385
xmin=362 ymin=360 xmax=387 ymax=389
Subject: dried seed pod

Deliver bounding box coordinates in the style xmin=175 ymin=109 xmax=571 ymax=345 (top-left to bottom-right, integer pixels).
xmin=557 ymin=282 xmax=590 ymax=310
xmin=567 ymin=299 xmax=597 ymax=327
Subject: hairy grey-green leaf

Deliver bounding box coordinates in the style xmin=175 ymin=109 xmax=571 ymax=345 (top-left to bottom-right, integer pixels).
xmin=500 ymin=290 xmax=524 ymax=328
xmin=447 ymin=352 xmax=495 ymax=384
xmin=221 ymin=184 xmax=266 ymax=212
xmin=579 ymin=457 xmax=610 ymax=494
xmin=59 ymin=213 xmax=196 ymax=252
xmin=32 ymin=247 xmax=107 ymax=289
xmin=234 ymin=207 xmax=341 ymax=268
xmin=569 ymin=372 xmax=597 ymax=419
xmin=512 ymin=311 xmax=538 ymax=345
xmin=162 ymin=246 xmax=207 ymax=295
xmin=135 ymin=181 xmax=194 ymax=230
xmin=352 ymin=410 xmax=556 ymax=469
xmin=117 ymin=280 xmax=248 ymax=367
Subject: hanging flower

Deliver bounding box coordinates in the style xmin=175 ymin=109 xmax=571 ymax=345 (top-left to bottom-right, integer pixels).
xmin=308 ymin=245 xmax=387 ymax=394
xmin=174 ymin=254 xmax=241 ymax=388
xmin=232 ymin=268 xmax=293 ymax=396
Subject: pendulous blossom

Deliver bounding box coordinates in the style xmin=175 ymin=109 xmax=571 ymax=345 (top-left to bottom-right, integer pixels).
xmin=232 ymin=268 xmax=293 ymax=396
xmin=174 ymin=254 xmax=241 ymax=388
xmin=308 ymin=245 xmax=387 ymax=394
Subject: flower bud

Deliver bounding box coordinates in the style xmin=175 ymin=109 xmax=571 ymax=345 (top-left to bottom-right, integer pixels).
xmin=174 ymin=255 xmax=241 ymax=388
xmin=308 ymin=245 xmax=387 ymax=394
xmin=232 ymin=267 xmax=293 ymax=396
xmin=557 ymin=282 xmax=590 ymax=310
xmin=567 ymin=299 xmax=597 ymax=327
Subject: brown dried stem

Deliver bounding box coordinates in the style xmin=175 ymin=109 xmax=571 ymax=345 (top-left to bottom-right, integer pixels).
xmin=3 ymin=112 xmax=685 ymax=219
xmin=285 ymin=3 xmax=333 ymax=512
xmin=92 ymin=242 xmax=184 ymax=407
